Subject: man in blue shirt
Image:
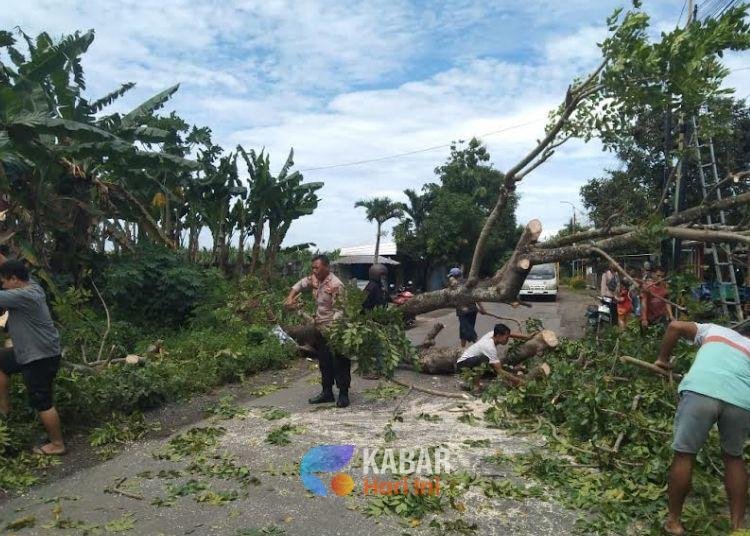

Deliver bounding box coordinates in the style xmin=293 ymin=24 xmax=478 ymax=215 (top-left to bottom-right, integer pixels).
xmin=654 ymin=321 xmax=750 ymax=535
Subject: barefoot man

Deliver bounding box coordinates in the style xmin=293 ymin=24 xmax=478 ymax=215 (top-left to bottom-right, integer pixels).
xmin=655 ymin=321 xmax=750 ymax=535
xmin=0 ymin=258 xmax=65 ymax=455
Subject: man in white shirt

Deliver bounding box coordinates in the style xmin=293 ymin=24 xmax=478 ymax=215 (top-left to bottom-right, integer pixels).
xmin=455 ymin=324 xmax=511 ymax=389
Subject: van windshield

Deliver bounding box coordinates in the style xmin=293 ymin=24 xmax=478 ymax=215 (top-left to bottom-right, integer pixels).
xmin=526 ymin=264 xmax=556 ymax=280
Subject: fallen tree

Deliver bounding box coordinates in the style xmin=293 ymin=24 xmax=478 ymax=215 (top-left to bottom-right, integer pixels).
xmin=394 ymin=6 xmax=750 ymax=319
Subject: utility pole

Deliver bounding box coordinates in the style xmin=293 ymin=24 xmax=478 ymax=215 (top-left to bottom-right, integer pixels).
xmin=671 ymin=0 xmax=695 ymax=271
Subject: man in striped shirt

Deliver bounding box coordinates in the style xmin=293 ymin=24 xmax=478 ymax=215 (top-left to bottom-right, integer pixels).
xmin=655 ymin=321 xmax=750 ymax=535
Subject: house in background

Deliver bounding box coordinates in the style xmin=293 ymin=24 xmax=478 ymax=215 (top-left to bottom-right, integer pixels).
xmin=332 ymin=242 xmax=400 ymax=289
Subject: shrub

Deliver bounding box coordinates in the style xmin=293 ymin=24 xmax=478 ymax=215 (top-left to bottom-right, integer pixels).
xmin=99 ymin=246 xmax=226 ymax=328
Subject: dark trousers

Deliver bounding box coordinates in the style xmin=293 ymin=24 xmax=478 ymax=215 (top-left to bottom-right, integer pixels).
xmin=318 ymin=346 xmax=351 ymax=391
xmin=312 ymin=329 xmax=351 ymax=391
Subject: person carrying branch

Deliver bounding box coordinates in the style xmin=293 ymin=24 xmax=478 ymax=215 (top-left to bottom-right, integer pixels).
xmin=284 ymin=254 xmax=351 ymax=408
xmin=654 ymin=321 xmax=750 ymax=535
xmin=0 ymin=257 xmax=65 ymax=455
xmin=455 ymin=323 xmax=531 ymax=390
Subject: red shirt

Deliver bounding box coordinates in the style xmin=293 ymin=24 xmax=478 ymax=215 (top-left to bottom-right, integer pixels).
xmin=617 ymin=287 xmax=632 ymax=315
xmin=643 ymin=282 xmax=668 ymax=322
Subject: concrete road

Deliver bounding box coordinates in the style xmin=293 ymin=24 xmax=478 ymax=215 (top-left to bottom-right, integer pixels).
xmin=408 ymin=288 xmax=591 ymax=348
xmin=0 ymin=290 xmax=592 ymax=536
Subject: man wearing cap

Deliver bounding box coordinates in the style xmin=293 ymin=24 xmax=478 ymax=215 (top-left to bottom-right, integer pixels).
xmin=447 ymin=267 xmax=487 ymax=348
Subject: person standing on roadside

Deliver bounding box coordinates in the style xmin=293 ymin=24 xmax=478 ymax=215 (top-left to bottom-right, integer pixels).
xmin=600 ymin=263 xmax=619 ymax=324
xmin=447 ymin=267 xmax=487 ymax=348
xmin=641 ymin=265 xmax=674 ymax=329
xmin=284 ymin=255 xmax=351 ymax=408
xmin=360 ymin=264 xmax=389 ymax=380
xmin=0 ymin=256 xmax=65 ymax=455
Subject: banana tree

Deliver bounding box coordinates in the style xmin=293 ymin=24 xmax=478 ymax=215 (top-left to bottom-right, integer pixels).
xmin=264 ymin=170 xmax=322 ymax=276
xmin=238 ymin=146 xmax=277 ymax=274
xmin=0 ymin=28 xmax=197 ymax=278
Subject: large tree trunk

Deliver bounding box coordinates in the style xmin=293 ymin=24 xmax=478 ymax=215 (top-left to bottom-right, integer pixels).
xmin=400 ymin=219 xmax=542 ymax=316
xmin=414 ymin=329 xmax=558 ymax=374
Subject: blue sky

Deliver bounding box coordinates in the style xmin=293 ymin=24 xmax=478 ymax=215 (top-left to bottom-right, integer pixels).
xmin=4 ymin=1 xmax=749 ymax=251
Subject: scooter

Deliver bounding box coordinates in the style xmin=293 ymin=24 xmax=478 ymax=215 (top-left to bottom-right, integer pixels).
xmin=391 ymin=286 xmax=417 ymax=328
xmin=585 ymin=296 xmax=614 ymax=333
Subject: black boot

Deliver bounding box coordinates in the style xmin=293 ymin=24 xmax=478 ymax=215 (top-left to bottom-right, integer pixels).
xmin=336 ymin=389 xmax=350 ymax=408
xmin=308 ymin=389 xmax=335 ymax=404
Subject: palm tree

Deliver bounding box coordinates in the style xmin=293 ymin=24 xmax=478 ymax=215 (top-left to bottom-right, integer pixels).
xmin=354 ymin=197 xmax=404 ymax=263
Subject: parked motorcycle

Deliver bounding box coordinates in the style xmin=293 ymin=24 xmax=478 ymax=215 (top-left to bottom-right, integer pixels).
xmin=391 ymin=284 xmax=417 ymax=328
xmin=585 ymin=296 xmax=614 ymax=333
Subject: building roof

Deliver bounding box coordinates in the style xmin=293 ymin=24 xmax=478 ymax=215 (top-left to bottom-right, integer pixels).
xmin=338 ymin=242 xmax=397 ymax=256
xmin=333 ymin=255 xmax=400 ymax=265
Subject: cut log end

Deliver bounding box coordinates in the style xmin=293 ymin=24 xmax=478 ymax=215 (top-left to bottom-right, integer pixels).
xmin=527 ymin=219 xmax=543 ymax=241
xmin=517 ymin=258 xmax=531 ymax=270
xmin=540 ymin=330 xmax=558 ymax=347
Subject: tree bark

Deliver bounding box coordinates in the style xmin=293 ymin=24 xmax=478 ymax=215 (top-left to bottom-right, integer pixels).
xmin=250 ymin=218 xmax=263 ymax=274
xmin=374 ymin=222 xmax=382 ymax=263
xmin=400 ymin=219 xmax=542 ymax=316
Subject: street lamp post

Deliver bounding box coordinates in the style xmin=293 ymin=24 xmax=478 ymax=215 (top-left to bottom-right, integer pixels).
xmin=560 ymin=201 xmax=577 ymax=276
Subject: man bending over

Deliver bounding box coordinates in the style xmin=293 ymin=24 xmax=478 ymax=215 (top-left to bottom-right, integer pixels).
xmin=455 ymin=323 xmax=512 ymax=389
xmin=654 ymin=321 xmax=750 ymax=535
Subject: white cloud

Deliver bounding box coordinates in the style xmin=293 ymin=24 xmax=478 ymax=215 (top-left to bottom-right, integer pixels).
xmin=3 ymin=0 xmax=730 ymax=252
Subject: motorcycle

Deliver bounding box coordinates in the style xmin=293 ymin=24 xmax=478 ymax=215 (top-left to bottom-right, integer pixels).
xmin=585 ymin=296 xmax=614 ymax=333
xmin=391 ymin=284 xmax=417 ymax=329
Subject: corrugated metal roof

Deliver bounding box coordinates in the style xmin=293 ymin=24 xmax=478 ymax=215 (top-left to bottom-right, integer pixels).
xmin=338 ymin=242 xmax=397 ymax=256
xmin=332 ymin=255 xmax=400 ymax=265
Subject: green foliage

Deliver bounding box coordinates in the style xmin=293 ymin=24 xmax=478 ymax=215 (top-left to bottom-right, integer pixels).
xmin=562 ymin=275 xmax=587 ymax=290
xmin=365 ymin=492 xmax=445 ymax=520
xmin=154 ymin=426 xmax=226 ymax=461
xmin=5 ymin=515 xmax=36 ymax=531
xmin=326 ymin=284 xmax=416 ymax=377
xmin=363 ymin=382 xmax=407 ymax=401
xmin=100 ymin=245 xmax=224 ymax=327
xmin=484 ymin=326 xmax=734 ymax=534
xmin=394 ymin=139 xmax=521 ymax=277
xmin=104 ymin=514 xmax=135 ymax=532
xmin=89 ymin=411 xmax=160 ymax=458
xmin=204 ymin=396 xmax=249 ymax=420
xmin=265 ymin=424 xmax=302 ymax=446
xmin=261 ymin=407 xmax=290 ymax=421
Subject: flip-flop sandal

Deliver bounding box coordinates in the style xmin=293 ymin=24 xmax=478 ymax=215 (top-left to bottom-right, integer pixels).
xmin=662 ymin=520 xmax=685 ymax=536
xmin=32 ymin=444 xmax=67 ymax=456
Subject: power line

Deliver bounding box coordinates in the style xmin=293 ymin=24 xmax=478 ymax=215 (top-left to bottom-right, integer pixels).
xmin=299 ymin=117 xmax=545 ymax=172
xmin=299 ymin=66 xmax=750 ymax=174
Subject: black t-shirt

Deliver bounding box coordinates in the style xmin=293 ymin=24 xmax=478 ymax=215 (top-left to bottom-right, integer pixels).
xmin=362 ymin=281 xmax=388 ymax=311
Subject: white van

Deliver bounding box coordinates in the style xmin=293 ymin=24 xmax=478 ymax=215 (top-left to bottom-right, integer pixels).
xmin=520 ymin=263 xmax=558 ymax=300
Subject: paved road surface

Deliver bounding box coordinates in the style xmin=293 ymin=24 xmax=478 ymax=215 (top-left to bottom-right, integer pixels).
xmin=0 ymin=289 xmax=591 ymax=536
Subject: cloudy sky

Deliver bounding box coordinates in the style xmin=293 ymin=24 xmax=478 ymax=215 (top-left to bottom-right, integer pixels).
xmin=4 ymin=1 xmax=749 ymax=250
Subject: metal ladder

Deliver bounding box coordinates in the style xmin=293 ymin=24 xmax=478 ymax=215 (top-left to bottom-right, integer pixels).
xmin=691 ymin=116 xmax=744 ymax=321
